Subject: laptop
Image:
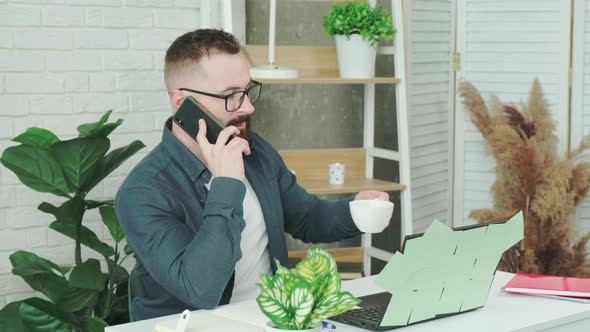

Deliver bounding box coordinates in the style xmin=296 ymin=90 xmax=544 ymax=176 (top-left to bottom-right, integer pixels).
xmin=329 ymin=219 xmax=515 ymax=331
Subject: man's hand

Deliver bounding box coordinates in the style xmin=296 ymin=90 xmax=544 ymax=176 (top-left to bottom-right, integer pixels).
xmin=196 ymin=119 xmax=251 ymax=181
xmin=354 ymin=190 xmax=389 ymax=201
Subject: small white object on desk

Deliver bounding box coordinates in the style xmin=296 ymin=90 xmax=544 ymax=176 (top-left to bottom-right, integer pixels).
xmin=174 ymin=310 xmax=190 ymax=332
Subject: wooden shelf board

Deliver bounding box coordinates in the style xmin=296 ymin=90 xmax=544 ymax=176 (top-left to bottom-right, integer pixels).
xmin=256 ymin=77 xmax=399 ymax=85
xmin=279 ymin=148 xmax=405 ymax=194
xmin=288 ymin=247 xmax=364 ymax=263
xmin=299 ymin=178 xmax=405 ymax=195
xmin=242 ymin=45 xmax=398 ymax=85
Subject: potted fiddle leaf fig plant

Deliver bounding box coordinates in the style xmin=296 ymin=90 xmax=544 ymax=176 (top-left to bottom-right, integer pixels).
xmin=257 ymin=246 xmax=360 ymax=331
xmin=0 ymin=111 xmax=145 ymax=332
xmin=323 ymin=1 xmax=395 ymax=78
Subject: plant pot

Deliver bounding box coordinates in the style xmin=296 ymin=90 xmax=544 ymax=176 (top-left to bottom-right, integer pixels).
xmin=334 ymin=34 xmax=377 ymax=78
xmin=265 ymin=321 xmax=320 ymax=332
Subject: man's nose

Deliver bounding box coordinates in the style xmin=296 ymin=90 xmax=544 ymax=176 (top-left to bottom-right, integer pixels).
xmin=239 ymin=95 xmax=255 ymax=114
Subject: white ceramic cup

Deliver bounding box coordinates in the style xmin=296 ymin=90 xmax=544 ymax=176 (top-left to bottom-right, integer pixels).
xmin=349 ymin=200 xmax=395 ymax=233
xmin=328 ymin=162 xmax=345 ymax=185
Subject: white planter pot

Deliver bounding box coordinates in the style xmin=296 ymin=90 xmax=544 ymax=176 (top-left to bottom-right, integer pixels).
xmin=265 ymin=321 xmax=320 ymax=332
xmin=334 ymin=34 xmax=377 ymax=78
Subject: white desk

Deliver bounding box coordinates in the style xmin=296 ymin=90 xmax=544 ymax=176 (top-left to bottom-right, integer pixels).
xmin=106 ymin=271 xmax=590 ymax=332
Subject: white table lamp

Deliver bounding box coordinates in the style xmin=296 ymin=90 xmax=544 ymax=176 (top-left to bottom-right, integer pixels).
xmin=249 ymin=0 xmax=298 ymax=79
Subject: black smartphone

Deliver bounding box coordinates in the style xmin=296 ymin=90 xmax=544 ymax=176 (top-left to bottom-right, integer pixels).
xmin=173 ymin=96 xmax=231 ymax=144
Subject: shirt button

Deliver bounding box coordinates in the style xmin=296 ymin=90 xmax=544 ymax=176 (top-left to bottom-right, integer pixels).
xmin=190 ymin=176 xmax=196 ymax=182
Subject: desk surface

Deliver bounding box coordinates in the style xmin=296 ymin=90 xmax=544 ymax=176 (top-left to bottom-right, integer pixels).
xmin=106 ymin=271 xmax=590 ymax=332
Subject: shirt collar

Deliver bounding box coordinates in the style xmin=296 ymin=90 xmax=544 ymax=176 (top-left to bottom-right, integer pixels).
xmin=161 ymin=117 xmax=210 ymax=182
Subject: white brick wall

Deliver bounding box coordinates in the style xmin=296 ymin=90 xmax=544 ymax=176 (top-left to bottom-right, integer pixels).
xmin=0 ymin=0 xmax=209 ymax=306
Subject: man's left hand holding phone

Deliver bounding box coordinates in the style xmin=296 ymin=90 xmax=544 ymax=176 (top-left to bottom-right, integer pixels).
xmin=174 ymin=96 xmax=251 ymax=181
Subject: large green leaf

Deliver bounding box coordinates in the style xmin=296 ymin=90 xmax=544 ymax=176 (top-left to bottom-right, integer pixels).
xmin=49 ymin=222 xmax=114 ymax=257
xmin=258 ymin=273 xmax=274 ymax=290
xmin=99 ymin=205 xmax=124 ymax=243
xmin=308 ymin=292 xmax=360 ymax=326
xmin=106 ymin=258 xmax=129 ymax=285
xmin=68 ymin=259 xmax=106 ymax=291
xmin=80 ymin=140 xmax=145 ymax=193
xmin=77 ymin=111 xmax=112 ymax=137
xmin=10 ymin=252 xmax=70 ymax=306
xmin=59 ymin=266 xmax=73 ymax=275
xmin=123 ymin=244 xmax=133 ymax=256
xmin=289 ymin=287 xmax=314 ymax=330
xmin=310 ymin=271 xmax=341 ymax=305
xmin=92 ymin=120 xmax=123 ymax=137
xmin=1 ymin=145 xmax=70 ymax=197
xmin=12 ymin=266 xmax=98 ymax=313
xmin=77 ymin=111 xmax=123 ymax=138
xmin=87 ymin=317 xmax=107 ymax=332
xmin=0 ymin=301 xmax=27 ymax=332
xmin=257 ymin=287 xmax=294 ymax=330
xmin=38 ymin=196 xmax=86 ymax=226
xmin=19 ymin=298 xmax=79 ymax=332
xmin=295 ymin=254 xmax=331 ymax=284
xmin=273 ymin=267 xmax=303 ymax=296
xmin=50 ymin=137 xmax=110 ymax=191
xmin=10 ymin=251 xmax=63 ymax=277
xmin=13 ymin=128 xmax=60 ymax=149
xmin=307 ymin=246 xmax=337 ymax=273
xmin=85 ymin=199 xmax=114 ymax=209
xmin=53 ymin=287 xmax=99 ymax=313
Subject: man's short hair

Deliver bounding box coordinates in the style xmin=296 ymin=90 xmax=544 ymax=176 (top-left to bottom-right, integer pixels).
xmin=164 ymin=29 xmax=241 ymax=90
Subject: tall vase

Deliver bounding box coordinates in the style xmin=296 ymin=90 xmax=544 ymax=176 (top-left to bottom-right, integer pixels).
xmin=334 ymin=34 xmax=377 ymax=78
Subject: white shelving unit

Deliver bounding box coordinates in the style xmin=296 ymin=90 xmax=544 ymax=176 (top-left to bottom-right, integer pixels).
xmin=222 ymin=0 xmax=413 ymax=276
xmin=362 ymin=0 xmax=413 ymax=275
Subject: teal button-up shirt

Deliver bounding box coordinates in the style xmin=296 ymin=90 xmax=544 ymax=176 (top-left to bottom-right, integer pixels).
xmin=115 ymin=118 xmax=361 ymax=320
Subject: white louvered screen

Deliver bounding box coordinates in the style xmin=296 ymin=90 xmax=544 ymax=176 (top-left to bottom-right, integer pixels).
xmin=571 ymin=0 xmax=590 ymax=240
xmin=405 ymin=0 xmax=455 ymax=233
xmin=454 ymin=0 xmax=571 ymax=226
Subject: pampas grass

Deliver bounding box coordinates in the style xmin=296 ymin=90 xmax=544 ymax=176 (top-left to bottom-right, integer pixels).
xmin=460 ymin=79 xmax=590 ymax=277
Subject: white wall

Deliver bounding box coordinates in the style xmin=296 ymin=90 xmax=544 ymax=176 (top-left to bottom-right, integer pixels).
xmin=0 ymin=0 xmax=218 ymax=306
xmin=406 ymin=0 xmax=454 ymax=233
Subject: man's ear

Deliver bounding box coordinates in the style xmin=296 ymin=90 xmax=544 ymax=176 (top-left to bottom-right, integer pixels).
xmin=168 ymin=90 xmax=185 ymax=112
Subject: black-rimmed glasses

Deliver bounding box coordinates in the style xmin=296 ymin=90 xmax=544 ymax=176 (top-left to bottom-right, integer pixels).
xmin=179 ymin=80 xmax=262 ymax=112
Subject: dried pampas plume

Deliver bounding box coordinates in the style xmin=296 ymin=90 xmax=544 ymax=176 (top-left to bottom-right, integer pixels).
xmin=459 ymin=79 xmax=590 ymax=277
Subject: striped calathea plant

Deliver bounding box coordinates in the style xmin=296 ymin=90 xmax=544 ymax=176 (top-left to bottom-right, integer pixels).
xmin=257 ymin=246 xmax=360 ymax=330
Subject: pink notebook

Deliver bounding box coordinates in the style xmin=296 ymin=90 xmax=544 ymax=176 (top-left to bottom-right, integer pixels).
xmin=503 ymin=273 xmax=590 ymax=298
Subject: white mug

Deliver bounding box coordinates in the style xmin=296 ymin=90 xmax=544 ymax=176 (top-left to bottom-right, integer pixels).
xmin=328 ymin=162 xmax=345 ymax=185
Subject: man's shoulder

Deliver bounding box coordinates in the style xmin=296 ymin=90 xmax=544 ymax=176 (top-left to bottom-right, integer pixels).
xmin=250 ymin=131 xmax=279 ymax=156
xmin=117 ymin=143 xmax=175 ymax=194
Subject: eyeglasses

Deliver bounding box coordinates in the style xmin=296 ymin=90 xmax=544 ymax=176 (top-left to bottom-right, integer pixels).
xmin=178 ymin=80 xmax=262 ymax=112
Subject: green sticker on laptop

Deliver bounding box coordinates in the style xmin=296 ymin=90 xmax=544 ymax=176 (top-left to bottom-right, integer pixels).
xmin=351 ymin=211 xmax=525 ymax=330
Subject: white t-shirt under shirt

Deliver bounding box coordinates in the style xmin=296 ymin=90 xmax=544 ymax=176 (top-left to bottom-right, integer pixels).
xmin=206 ymin=177 xmax=272 ymax=304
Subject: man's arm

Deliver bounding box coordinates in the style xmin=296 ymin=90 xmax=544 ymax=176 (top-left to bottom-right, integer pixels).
xmin=271 ymin=150 xmax=362 ymax=243
xmin=115 ymin=177 xmax=246 ymax=309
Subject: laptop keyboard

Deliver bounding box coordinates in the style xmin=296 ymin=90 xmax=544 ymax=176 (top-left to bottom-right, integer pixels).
xmin=347 ymin=304 xmax=386 ymax=323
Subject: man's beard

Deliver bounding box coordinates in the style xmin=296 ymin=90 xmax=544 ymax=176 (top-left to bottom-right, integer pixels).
xmin=227 ymin=115 xmax=251 ymax=144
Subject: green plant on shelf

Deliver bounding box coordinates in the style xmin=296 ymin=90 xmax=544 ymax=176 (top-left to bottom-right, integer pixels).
xmin=323 ymin=1 xmax=395 ymax=47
